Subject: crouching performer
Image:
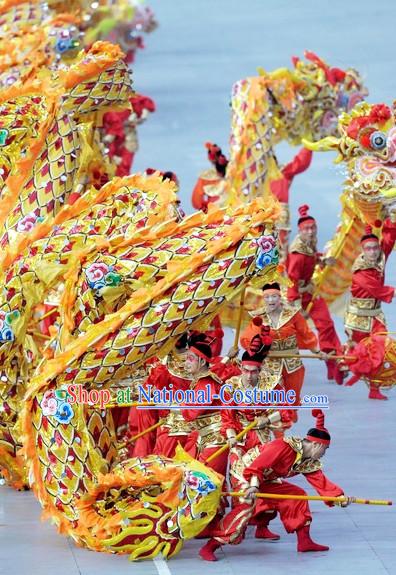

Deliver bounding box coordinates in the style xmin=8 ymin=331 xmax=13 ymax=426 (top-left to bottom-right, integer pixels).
xmin=199 ymin=409 xmax=352 ymax=561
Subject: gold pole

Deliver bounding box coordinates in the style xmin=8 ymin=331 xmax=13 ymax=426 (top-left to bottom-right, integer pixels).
xmin=38 ymin=307 xmax=59 ymax=321
xmin=234 ymin=286 xmax=247 ymax=348
xmin=224 ymin=491 xmax=392 ymax=506
xmin=118 ymin=417 xmax=165 ymax=450
xmin=205 ymin=419 xmax=258 ymax=463
xmin=267 ymin=352 xmax=355 ymax=360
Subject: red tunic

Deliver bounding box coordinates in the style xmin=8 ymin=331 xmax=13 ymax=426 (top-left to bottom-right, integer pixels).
xmin=211 ymin=437 xmax=343 ymax=543
xmin=221 ymin=373 xmax=294 ymax=449
xmin=347 ymin=218 xmax=396 ymax=343
xmin=133 ymin=360 xmax=192 ymax=458
xmin=351 ymin=218 xmax=396 ymax=303
xmin=181 ymin=373 xmax=228 ymax=476
xmin=240 ymin=307 xmax=317 ymax=417
xmin=286 ymin=246 xmax=319 ymax=303
xmin=240 ymin=308 xmax=317 ymax=353
xmin=243 ymin=438 xmax=343 ymax=500
xmin=286 ymin=239 xmax=341 ymax=354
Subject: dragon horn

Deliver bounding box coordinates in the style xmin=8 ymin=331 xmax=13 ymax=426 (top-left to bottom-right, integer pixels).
xmin=302 ymin=136 xmax=340 ymax=152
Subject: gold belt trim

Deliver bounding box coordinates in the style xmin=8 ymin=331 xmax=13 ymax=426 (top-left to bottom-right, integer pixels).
xmin=271 ymin=336 xmax=298 ymax=351
xmin=194 ymin=412 xmax=222 ymax=436
xmin=163 ymin=411 xmax=191 ymax=435
xmin=268 ymin=348 xmax=299 ymax=357
xmin=347 ymin=306 xmax=381 ymax=317
xmin=349 ymin=297 xmax=380 ymax=310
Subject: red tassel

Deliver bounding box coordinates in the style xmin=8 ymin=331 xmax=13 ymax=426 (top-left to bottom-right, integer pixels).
xmin=298 ymin=204 xmax=310 ymax=218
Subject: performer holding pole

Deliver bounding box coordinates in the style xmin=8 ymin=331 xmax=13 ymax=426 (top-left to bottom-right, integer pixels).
xmin=240 ymin=283 xmax=322 ymax=421
xmin=199 ymin=409 xmax=352 ymax=561
xmin=344 ymin=216 xmax=396 ymax=400
xmin=270 ymin=148 xmax=313 ymax=262
xmin=220 ymin=336 xmax=294 ymax=541
xmin=286 ymin=205 xmax=344 ymax=384
xmin=181 ymin=333 xmax=229 ymax=476
xmin=133 ymin=334 xmax=194 ymax=457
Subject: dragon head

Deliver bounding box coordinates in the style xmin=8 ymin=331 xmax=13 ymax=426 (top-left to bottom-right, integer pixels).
xmin=270 ymin=51 xmax=367 ymax=143
xmin=304 ymin=102 xmax=396 ymax=223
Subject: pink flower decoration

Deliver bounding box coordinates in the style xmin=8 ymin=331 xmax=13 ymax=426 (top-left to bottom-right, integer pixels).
xmin=41 ymin=391 xmax=58 ymax=416
xmin=257 ymin=235 xmax=276 ymax=253
xmin=186 ymin=473 xmax=199 ymax=489
xmin=86 ymin=262 xmax=109 ymax=284
xmin=16 ymin=213 xmax=37 ymax=233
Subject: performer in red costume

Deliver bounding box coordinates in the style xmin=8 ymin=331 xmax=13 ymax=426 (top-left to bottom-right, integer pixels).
xmin=199 ymin=410 xmax=352 ymax=561
xmin=240 ymin=283 xmax=321 ymax=421
xmin=270 ymin=148 xmax=313 ymax=261
xmin=133 ymin=334 xmax=193 ymax=458
xmin=191 ymin=142 xmax=228 ymax=212
xmin=222 ymin=335 xmax=294 ymax=541
xmin=286 ymin=204 xmax=344 ymax=384
xmin=181 ymin=333 xmax=229 ymax=476
xmin=132 ymin=327 xmax=234 ymax=458
xmin=344 ymin=218 xmax=396 ymax=399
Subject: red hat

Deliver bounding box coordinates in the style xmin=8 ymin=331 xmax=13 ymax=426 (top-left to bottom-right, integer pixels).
xmin=297 ymin=204 xmax=316 ymax=229
xmin=360 ymin=223 xmax=380 ymax=245
xmin=241 ymin=350 xmax=266 ymax=367
xmin=205 ymin=141 xmax=228 ymax=177
xmin=250 ymin=319 xmax=272 ymax=350
xmin=187 ymin=333 xmax=213 ymax=363
xmin=306 ymin=409 xmax=331 ymax=445
xmin=242 ymin=324 xmax=272 ymax=367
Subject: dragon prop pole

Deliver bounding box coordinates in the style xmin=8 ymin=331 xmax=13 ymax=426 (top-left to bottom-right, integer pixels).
xmin=118 ymin=418 xmax=166 ymax=449
xmin=225 ymin=492 xmax=392 ymax=506
xmin=205 ymin=419 xmax=258 ymax=463
xmin=233 ymin=286 xmax=247 ymax=348
xmin=267 ymin=352 xmax=355 ymax=360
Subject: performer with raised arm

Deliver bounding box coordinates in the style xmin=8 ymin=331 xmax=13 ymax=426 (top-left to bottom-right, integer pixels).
xmin=286 ymin=204 xmax=344 ymax=384
xmin=240 ymin=283 xmax=321 ymax=421
xmin=344 ymin=217 xmax=396 ymax=399
xmin=270 ymin=148 xmax=313 ymax=262
xmin=199 ymin=410 xmax=352 ymax=561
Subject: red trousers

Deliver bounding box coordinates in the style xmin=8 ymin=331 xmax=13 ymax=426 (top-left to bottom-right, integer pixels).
xmin=133 ymin=410 xmax=196 ymax=459
xmin=212 ymin=481 xmax=311 ymax=544
xmin=282 ymin=366 xmax=305 ymax=405
xmin=302 ymin=295 xmax=341 ymax=353
xmin=280 ymin=366 xmax=305 ymax=422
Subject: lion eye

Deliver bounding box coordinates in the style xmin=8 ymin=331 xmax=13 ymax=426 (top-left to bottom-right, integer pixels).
xmin=370 ymin=131 xmax=387 ymax=150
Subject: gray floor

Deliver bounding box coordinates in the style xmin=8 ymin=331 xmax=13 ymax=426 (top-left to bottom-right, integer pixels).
xmin=1 ymin=1 xmax=396 ymax=574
